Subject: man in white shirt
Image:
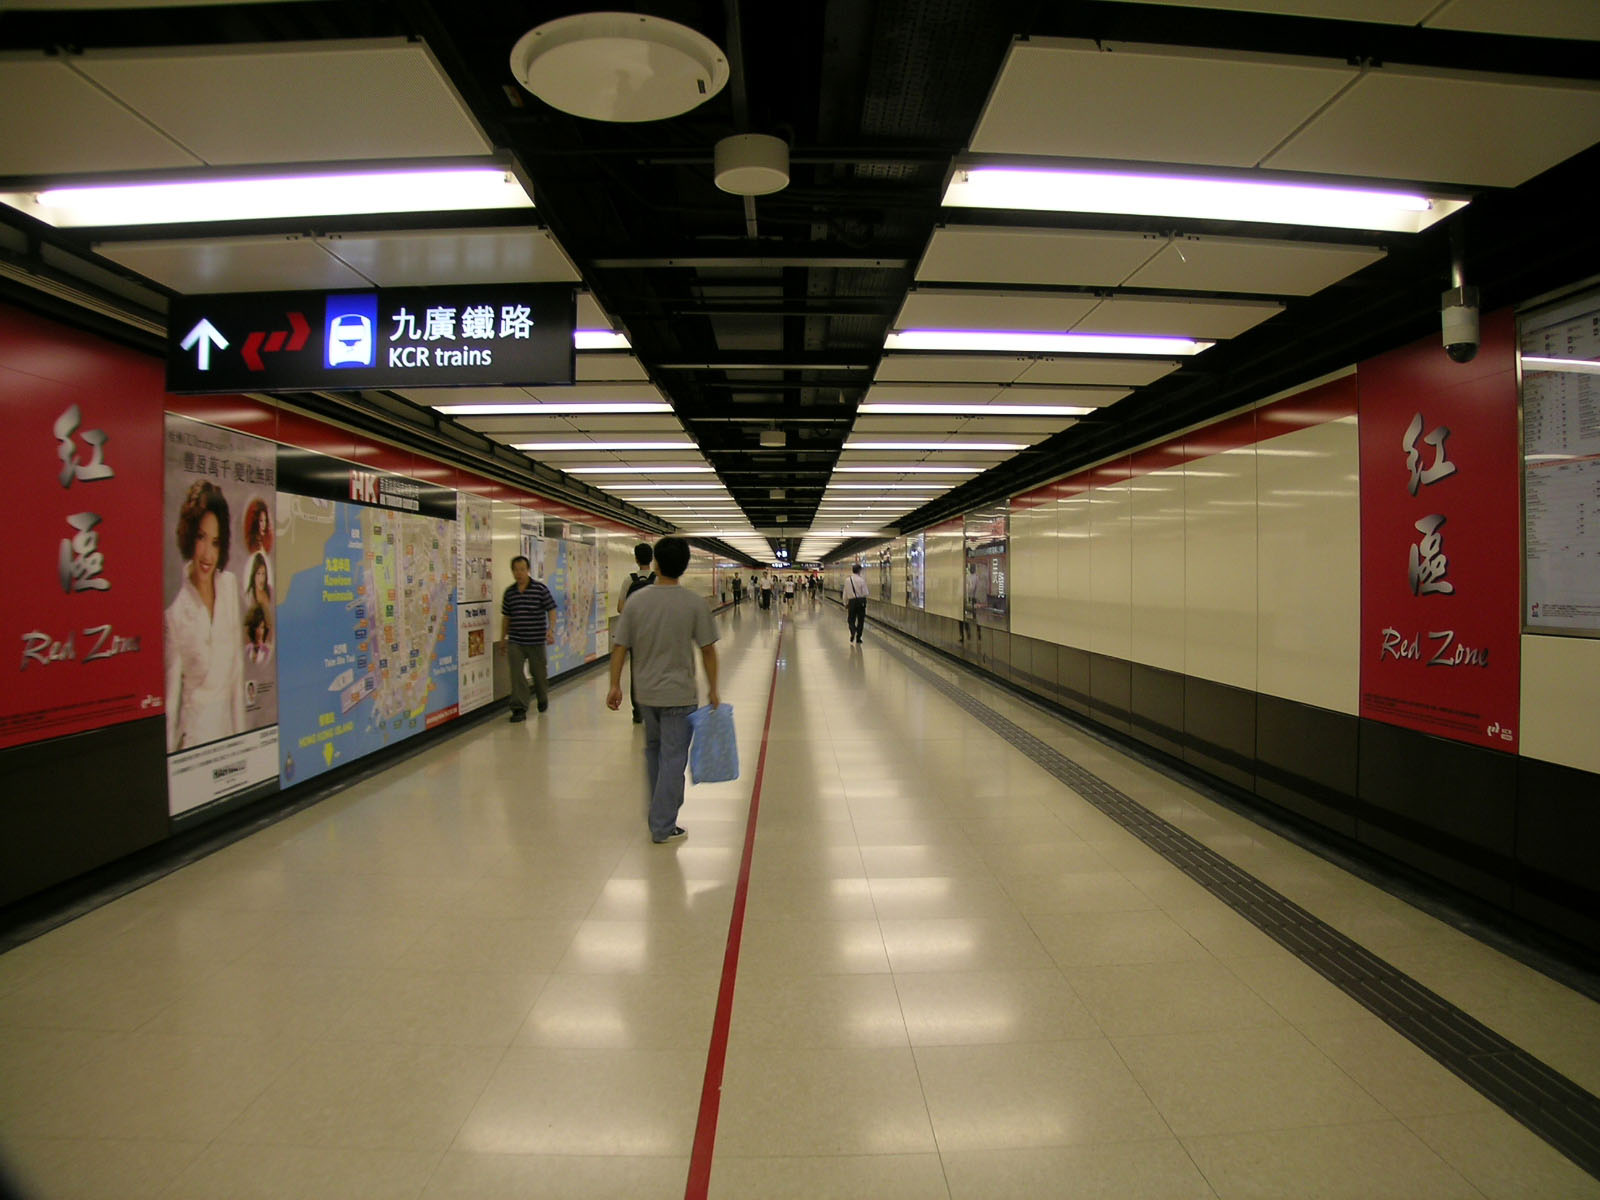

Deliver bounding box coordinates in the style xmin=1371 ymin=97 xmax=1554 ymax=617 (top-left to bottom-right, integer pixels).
xmin=844 ymin=562 xmax=870 ymax=643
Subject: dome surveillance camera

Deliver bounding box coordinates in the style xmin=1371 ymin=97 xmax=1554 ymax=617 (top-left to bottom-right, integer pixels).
xmin=1442 ymin=284 xmax=1479 ymax=364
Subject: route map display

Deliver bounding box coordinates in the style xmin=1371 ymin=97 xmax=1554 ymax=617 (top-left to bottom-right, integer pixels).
xmin=1522 ymin=286 xmax=1600 ymax=635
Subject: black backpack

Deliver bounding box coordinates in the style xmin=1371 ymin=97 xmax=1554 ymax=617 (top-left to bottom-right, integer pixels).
xmin=623 ymin=570 xmax=655 ymax=603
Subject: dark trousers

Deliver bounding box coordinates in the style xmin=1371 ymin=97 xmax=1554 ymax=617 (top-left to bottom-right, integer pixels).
xmin=508 ymin=641 xmax=548 ymax=712
xmin=847 ymin=597 xmax=867 ymax=641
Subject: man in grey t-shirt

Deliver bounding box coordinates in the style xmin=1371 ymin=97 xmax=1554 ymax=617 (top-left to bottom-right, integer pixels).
xmin=606 ymin=536 xmax=720 ymax=843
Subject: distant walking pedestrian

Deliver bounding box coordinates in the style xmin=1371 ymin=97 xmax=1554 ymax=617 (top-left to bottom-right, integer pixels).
xmin=759 ymin=574 xmax=772 ymax=610
xmin=783 ymin=576 xmax=796 ymax=606
xmin=617 ymin=541 xmax=657 ymax=723
xmin=502 ymin=555 xmax=557 ymax=721
xmin=844 ymin=562 xmax=869 ymax=643
xmin=606 ymin=537 xmax=720 ymax=843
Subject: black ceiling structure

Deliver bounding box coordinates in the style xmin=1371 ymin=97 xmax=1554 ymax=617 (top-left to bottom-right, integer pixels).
xmin=2 ymin=1 xmax=1598 ymax=565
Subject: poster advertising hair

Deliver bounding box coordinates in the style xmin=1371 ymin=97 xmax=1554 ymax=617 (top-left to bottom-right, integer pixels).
xmin=1 ymin=305 xmax=166 ymax=750
xmin=543 ymin=524 xmax=602 ymax=675
xmin=457 ymin=491 xmax=494 ymax=713
xmin=162 ymin=415 xmax=280 ymax=816
xmin=1358 ymin=310 xmax=1521 ymax=750
xmin=964 ymin=502 xmax=1010 ymax=629
xmin=911 ymin=534 xmax=927 ymax=608
xmin=274 ymin=448 xmax=459 ymax=786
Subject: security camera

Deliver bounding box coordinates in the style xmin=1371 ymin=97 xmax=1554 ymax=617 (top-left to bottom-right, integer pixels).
xmin=1441 ymin=284 xmax=1479 ymax=364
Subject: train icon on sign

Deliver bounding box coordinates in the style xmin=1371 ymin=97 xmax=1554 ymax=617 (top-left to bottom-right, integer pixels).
xmin=325 ymin=294 xmax=378 ymax=368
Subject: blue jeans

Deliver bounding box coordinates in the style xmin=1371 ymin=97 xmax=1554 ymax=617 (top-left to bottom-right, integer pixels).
xmin=641 ymin=704 xmax=695 ymax=839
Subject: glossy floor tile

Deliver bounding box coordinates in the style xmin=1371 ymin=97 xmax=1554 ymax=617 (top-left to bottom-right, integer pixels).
xmin=1 ymin=598 xmax=1597 ymax=1199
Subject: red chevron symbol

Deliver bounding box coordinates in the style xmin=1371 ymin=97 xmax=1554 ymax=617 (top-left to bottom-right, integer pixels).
xmin=241 ymin=311 xmax=310 ymax=371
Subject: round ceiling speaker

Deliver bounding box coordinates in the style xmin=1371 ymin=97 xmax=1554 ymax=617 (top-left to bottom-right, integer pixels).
xmin=509 ymin=11 xmax=729 ymax=123
xmin=714 ymin=133 xmax=790 ymax=196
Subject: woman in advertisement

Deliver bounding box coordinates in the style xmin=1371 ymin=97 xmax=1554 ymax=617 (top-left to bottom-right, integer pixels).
xmin=244 ymin=551 xmax=273 ymax=641
xmin=243 ymin=496 xmax=274 ymax=556
xmin=164 ymin=480 xmax=245 ymax=751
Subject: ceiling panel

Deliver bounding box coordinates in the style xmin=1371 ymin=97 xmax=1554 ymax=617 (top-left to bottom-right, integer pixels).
xmin=1428 ymin=0 xmax=1600 ymax=40
xmin=875 ymin=355 xmax=1034 ymax=383
xmin=322 ymin=228 xmax=578 ymax=287
xmin=576 ymin=293 xmax=616 ymax=331
xmin=1125 ymin=235 xmax=1385 ymax=295
xmin=576 ymin=354 xmax=648 ymax=382
xmin=74 ymin=39 xmax=491 ymax=166
xmin=93 ymin=234 xmax=369 ymax=294
xmin=852 ymin=415 xmax=1077 ymax=437
xmin=1075 ymin=295 xmax=1283 ymax=338
xmin=864 ymin=383 xmax=1130 ymax=407
xmin=896 ymin=288 xmax=1100 ymax=332
xmin=464 ymin=416 xmax=684 ymax=436
xmin=1012 ymin=358 xmax=1178 ymax=386
xmin=970 ymin=38 xmax=1354 ymax=168
xmin=0 ymin=56 xmax=199 ymax=175
xmin=916 ymin=226 xmax=1162 ymax=287
xmin=1265 ymin=66 xmax=1600 ymax=186
xmin=1096 ymin=0 xmax=1436 ymax=21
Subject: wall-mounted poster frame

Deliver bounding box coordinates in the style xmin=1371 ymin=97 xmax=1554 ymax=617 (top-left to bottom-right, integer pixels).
xmin=1519 ymin=277 xmax=1600 ymax=638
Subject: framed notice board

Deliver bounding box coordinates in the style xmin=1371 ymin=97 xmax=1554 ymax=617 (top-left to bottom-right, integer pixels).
xmin=1521 ymin=281 xmax=1600 ymax=637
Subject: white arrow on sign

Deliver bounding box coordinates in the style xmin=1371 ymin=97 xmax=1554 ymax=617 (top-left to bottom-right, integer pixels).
xmin=180 ymin=318 xmax=228 ymax=371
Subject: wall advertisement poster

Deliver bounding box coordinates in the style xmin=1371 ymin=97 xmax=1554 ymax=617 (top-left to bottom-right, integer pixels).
xmin=457 ymin=491 xmax=494 ymax=713
xmin=162 ymin=415 xmax=281 ymax=816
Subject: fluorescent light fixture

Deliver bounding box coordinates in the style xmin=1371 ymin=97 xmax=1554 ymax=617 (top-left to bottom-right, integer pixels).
xmin=575 ymin=330 xmax=632 ymax=350
xmin=603 ymin=483 xmax=723 ymax=490
xmin=1522 ymin=355 xmax=1600 ymax=375
xmin=942 ymin=165 xmax=1466 ymax=233
xmin=566 ymin=465 xmax=714 ymax=474
xmin=514 ymin=441 xmax=695 ymax=451
xmin=886 ymin=330 xmax=1211 ymax=355
xmin=843 ymin=441 xmax=1028 ymax=451
xmin=436 ymin=402 xmax=672 ymax=415
xmin=2 ymin=165 xmax=533 ymax=228
xmin=859 ymin=403 xmax=1091 ymax=417
xmin=834 ymin=465 xmax=981 ymax=474
xmin=828 ymin=483 xmax=943 ymax=491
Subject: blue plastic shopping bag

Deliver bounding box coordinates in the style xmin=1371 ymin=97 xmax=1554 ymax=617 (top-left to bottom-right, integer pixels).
xmin=686 ymin=703 xmax=739 ymax=784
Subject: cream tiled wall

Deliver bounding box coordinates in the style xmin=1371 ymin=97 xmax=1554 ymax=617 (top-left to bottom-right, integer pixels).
xmin=926 ymin=524 xmax=965 ymax=620
xmin=1089 ymin=475 xmax=1133 ymax=660
xmin=1009 ymin=493 xmax=1056 ymax=640
xmin=1184 ymin=442 xmax=1259 ymax=691
xmin=1256 ymin=416 xmax=1360 ymax=713
xmin=1130 ymin=465 xmax=1186 ymax=672
xmin=1056 ymin=488 xmax=1093 ymax=649
xmin=1519 ymin=633 xmax=1600 ymax=774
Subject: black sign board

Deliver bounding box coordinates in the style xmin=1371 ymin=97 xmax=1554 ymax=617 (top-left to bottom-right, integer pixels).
xmin=167 ymin=283 xmax=575 ymax=393
xmin=276 ymin=446 xmax=457 ymax=519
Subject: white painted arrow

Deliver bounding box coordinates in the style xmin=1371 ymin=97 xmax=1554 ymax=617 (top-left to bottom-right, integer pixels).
xmin=180 ymin=318 xmax=228 ymax=371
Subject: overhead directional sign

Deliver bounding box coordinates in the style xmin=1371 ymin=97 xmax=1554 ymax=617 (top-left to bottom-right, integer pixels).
xmin=167 ymin=283 xmax=575 ymax=393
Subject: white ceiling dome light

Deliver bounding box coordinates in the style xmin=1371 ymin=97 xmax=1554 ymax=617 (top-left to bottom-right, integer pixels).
xmin=714 ymin=133 xmax=789 ymax=195
xmin=509 ymin=11 xmax=729 ymax=123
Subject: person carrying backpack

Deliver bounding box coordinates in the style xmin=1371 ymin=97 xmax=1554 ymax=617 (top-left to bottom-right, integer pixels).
xmin=618 ymin=542 xmax=657 ymax=722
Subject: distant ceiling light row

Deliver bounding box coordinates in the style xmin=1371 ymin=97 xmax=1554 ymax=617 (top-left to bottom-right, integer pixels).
xmin=438 ymin=401 xmax=669 ymax=415
xmin=834 ymin=465 xmax=981 ymax=474
xmin=0 ymin=163 xmax=533 ymax=228
xmin=514 ymin=441 xmax=694 ymax=451
xmin=567 ymin=465 xmax=713 ymax=475
xmin=843 ymin=441 xmax=1027 ymax=451
xmin=886 ymin=331 xmax=1211 ymax=355
xmin=943 ymin=164 xmax=1467 ymax=234
xmin=859 ymin=403 xmax=1092 ymax=417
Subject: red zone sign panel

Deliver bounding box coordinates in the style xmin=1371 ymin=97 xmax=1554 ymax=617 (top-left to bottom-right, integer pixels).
xmin=1358 ymin=309 xmax=1522 ymax=752
xmin=0 ymin=303 xmax=166 ymax=750
xmin=166 ymin=284 xmax=575 ymax=393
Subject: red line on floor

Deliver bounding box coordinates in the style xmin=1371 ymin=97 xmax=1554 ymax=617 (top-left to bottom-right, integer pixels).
xmin=684 ymin=616 xmax=785 ymax=1199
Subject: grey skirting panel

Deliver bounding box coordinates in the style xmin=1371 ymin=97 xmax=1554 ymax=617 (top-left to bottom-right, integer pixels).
xmin=855 ymin=598 xmax=1600 ymax=957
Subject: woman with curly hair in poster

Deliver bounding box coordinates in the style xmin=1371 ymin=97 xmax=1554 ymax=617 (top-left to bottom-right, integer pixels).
xmin=164 ymin=480 xmax=245 ymax=751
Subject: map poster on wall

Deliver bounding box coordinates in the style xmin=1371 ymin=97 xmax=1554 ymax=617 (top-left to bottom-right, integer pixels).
xmin=274 ymin=448 xmax=458 ymax=786
xmin=1358 ymin=311 xmax=1521 ymax=751
xmin=544 ymin=524 xmax=602 ymax=676
xmin=163 ymin=415 xmax=280 ymax=817
xmin=457 ymin=492 xmax=493 ymax=712
xmin=1520 ymin=285 xmax=1600 ymax=635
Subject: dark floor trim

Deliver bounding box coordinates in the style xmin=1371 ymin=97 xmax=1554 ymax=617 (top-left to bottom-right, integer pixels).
xmin=872 ymin=628 xmax=1600 ymax=1182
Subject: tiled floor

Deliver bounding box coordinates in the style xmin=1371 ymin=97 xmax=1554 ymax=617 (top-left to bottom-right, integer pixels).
xmin=2 ymin=598 xmax=1598 ymax=1199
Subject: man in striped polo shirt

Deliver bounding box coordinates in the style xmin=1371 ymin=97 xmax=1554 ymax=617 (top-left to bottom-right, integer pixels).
xmin=501 ymin=554 xmax=557 ymax=723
